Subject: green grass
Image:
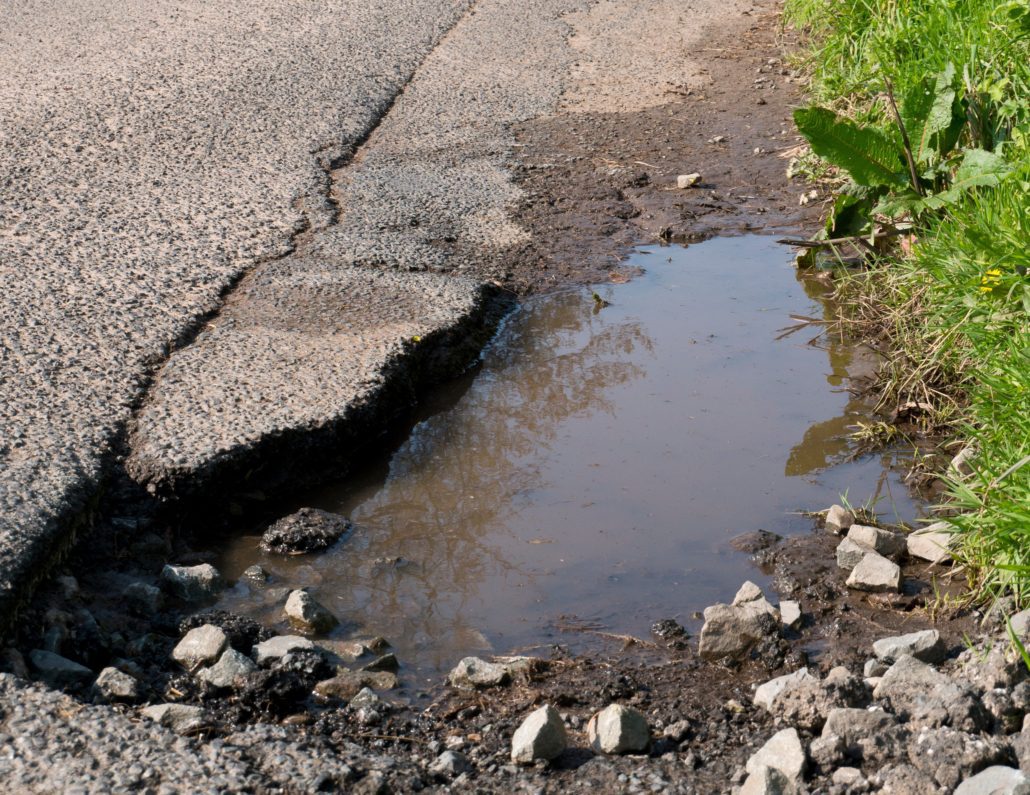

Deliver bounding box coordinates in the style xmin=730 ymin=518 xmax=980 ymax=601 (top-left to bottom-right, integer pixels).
xmin=784 ymin=0 xmax=1030 ymax=609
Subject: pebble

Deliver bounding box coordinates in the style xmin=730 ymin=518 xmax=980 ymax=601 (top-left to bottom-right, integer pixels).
xmin=140 ymin=703 xmax=207 ymax=735
xmin=94 ymin=667 xmax=140 ymax=702
xmin=160 ymin=564 xmax=223 ymax=602
xmin=313 ymin=670 xmax=398 ymax=700
xmin=172 ymin=625 xmax=228 ymax=670
xmin=846 ymin=550 xmax=901 ymax=592
xmin=253 ymin=635 xmax=314 ymax=666
xmin=283 ymin=590 xmax=337 ymax=635
xmin=198 ymin=648 xmax=257 ymax=689
xmin=872 ymin=629 xmax=946 ymax=664
xmin=587 ymin=704 xmax=650 ymax=755
xmin=676 ymin=173 xmax=701 ymax=189
xmin=511 ymin=704 xmax=568 ymax=764
xmin=429 ymin=750 xmax=469 ymax=778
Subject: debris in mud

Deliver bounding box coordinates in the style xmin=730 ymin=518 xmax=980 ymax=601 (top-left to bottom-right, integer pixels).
xmin=260 ymin=507 xmax=351 ymax=555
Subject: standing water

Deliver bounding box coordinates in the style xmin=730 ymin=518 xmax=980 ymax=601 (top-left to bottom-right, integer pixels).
xmin=216 ymin=236 xmax=920 ymax=679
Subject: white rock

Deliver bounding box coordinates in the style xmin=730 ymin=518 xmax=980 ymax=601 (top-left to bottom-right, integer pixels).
xmin=835 ymin=537 xmax=868 ymax=569
xmin=754 ymin=668 xmax=815 ymax=711
xmin=873 ymin=629 xmax=945 ymax=664
xmin=172 ymin=625 xmax=228 ymax=670
xmin=745 ymin=728 xmax=806 ymax=782
xmin=587 ymin=704 xmax=650 ymax=754
xmin=1011 ymin=609 xmax=1030 ymax=638
xmin=197 ymin=648 xmax=257 ymax=689
xmin=448 ymin=657 xmax=511 ymax=688
xmin=832 ymin=767 xmax=865 ymax=787
xmin=780 ymin=601 xmax=802 ymax=629
xmin=955 ymin=765 xmax=1030 ymax=795
xmin=907 ymin=521 xmax=955 ymax=564
xmin=847 ymin=524 xmax=906 ymax=558
xmin=733 ymin=581 xmax=764 ymax=605
xmin=676 ymin=173 xmax=701 ymax=189
xmin=160 ymin=564 xmax=223 ymax=602
xmin=94 ymin=666 xmax=140 ymax=702
xmin=511 ymin=704 xmax=568 ymax=763
xmin=824 ymin=504 xmax=854 ymax=535
xmin=284 ymin=590 xmax=337 ymax=635
xmin=699 ymin=596 xmax=780 ymax=661
xmin=140 ymin=703 xmax=207 ymax=735
xmin=741 ymin=765 xmax=794 ymax=795
xmin=846 ymin=550 xmax=901 ymax=592
xmin=950 ymin=445 xmax=977 ymax=478
xmin=253 ymin=634 xmax=314 ymax=666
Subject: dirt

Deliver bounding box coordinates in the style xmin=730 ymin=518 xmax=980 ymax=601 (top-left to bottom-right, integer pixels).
xmin=494 ymin=2 xmax=823 ymax=293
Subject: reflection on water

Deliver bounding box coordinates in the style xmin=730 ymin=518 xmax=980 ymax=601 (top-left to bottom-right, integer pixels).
xmin=216 ymin=236 xmax=921 ymax=677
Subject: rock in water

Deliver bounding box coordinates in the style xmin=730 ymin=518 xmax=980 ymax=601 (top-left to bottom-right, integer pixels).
xmin=172 ymin=625 xmax=228 ymax=670
xmin=587 ymin=704 xmax=650 ymax=754
xmin=261 ymin=507 xmax=351 ymax=555
xmin=160 ymin=564 xmax=223 ymax=602
xmin=511 ymin=705 xmax=568 ymax=764
xmin=846 ymin=551 xmax=901 ymax=592
xmin=283 ymin=590 xmax=337 ymax=635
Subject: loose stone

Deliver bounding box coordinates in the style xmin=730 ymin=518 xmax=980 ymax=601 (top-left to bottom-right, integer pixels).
xmin=587 ymin=704 xmax=650 ymax=755
xmin=94 ymin=666 xmax=140 ymax=702
xmin=511 ymin=704 xmax=568 ymax=764
xmin=698 ymin=591 xmax=780 ymax=661
xmin=907 ymin=521 xmax=955 ymax=564
xmin=198 ymin=648 xmax=257 ymax=689
xmin=745 ymin=728 xmax=806 ymax=783
xmin=314 ymin=670 xmax=398 ymax=700
xmin=846 ymin=550 xmax=901 ymax=592
xmin=448 ymin=657 xmax=512 ymax=689
xmin=261 ymin=507 xmax=350 ymax=555
xmin=140 ymin=703 xmax=208 ymax=735
xmin=780 ymin=600 xmax=802 ymax=629
xmin=122 ymin=581 xmax=164 ymax=615
xmin=28 ymin=649 xmax=92 ymax=688
xmin=283 ymin=590 xmax=337 ymax=635
xmin=160 ymin=563 xmax=223 ymax=602
xmin=835 ymin=537 xmax=868 ymax=569
xmin=872 ymin=629 xmax=946 ymax=664
xmin=361 ymin=653 xmax=399 ymax=673
xmin=955 ymin=766 xmax=1030 ymax=795
xmin=846 ymin=524 xmax=906 ymax=559
xmin=253 ymin=634 xmax=314 ymax=666
xmin=676 ymin=173 xmax=701 ymax=189
xmin=733 ymin=581 xmax=764 ymax=605
xmin=172 ymin=624 xmax=228 ymax=670
xmin=740 ymin=765 xmax=793 ymax=795
xmin=754 ymin=668 xmax=816 ymax=711
xmin=429 ymin=750 xmax=469 ymax=778
xmin=824 ymin=504 xmax=854 ymax=534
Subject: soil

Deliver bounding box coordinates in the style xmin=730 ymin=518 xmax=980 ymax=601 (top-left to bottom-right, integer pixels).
xmin=2 ymin=3 xmax=984 ymax=793
xmin=495 ymin=3 xmax=823 ymax=293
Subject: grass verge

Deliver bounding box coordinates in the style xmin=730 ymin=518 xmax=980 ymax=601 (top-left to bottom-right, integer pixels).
xmin=783 ymin=0 xmax=1030 ymax=608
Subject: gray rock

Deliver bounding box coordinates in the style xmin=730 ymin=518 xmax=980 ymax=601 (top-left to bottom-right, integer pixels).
xmin=675 ymin=173 xmax=701 ymax=189
xmin=283 ymin=590 xmax=337 ymax=635
xmin=734 ymin=580 xmax=764 ymax=605
xmin=349 ymin=687 xmax=383 ymax=711
xmin=587 ymin=704 xmax=650 ymax=754
xmin=951 ymin=446 xmax=977 ymax=478
xmin=740 ymin=765 xmax=794 ymax=795
xmin=846 ymin=550 xmax=901 ymax=592
xmin=511 ymin=704 xmax=567 ymax=764
xmin=361 ymin=653 xmax=399 ymax=673
xmin=698 ymin=596 xmax=780 ymax=661
xmin=313 ymin=670 xmax=398 ymax=700
xmin=198 ymin=649 xmax=257 ymax=689
xmin=865 ymin=658 xmax=889 ymax=678
xmin=831 ymin=767 xmax=865 ymax=787
xmin=1012 ymin=610 xmax=1030 ymax=639
xmin=908 ymin=726 xmax=1016 ymax=790
xmin=873 ymin=629 xmax=946 ymax=664
xmin=429 ymin=750 xmax=469 ymax=778
xmin=28 ymin=649 xmax=92 ymax=688
xmin=55 ymin=575 xmax=80 ymax=600
xmin=907 ymin=521 xmax=955 ymax=564
xmin=809 ymin=733 xmax=845 ymax=772
xmin=448 ymin=656 xmax=511 ymax=688
xmin=253 ymin=635 xmax=314 ymax=666
xmin=780 ymin=600 xmax=802 ymax=629
xmin=955 ymin=766 xmax=1030 ymax=795
xmin=140 ymin=703 xmax=208 ymax=735
xmin=761 ymin=667 xmax=868 ymax=732
xmin=875 ymin=655 xmax=990 ymax=732
xmin=754 ymin=669 xmax=816 ymax=711
xmin=825 ymin=504 xmax=855 ymax=535
xmin=847 ymin=524 xmax=906 ymax=559
xmin=172 ymin=624 xmax=228 ymax=670
xmin=261 ymin=508 xmax=351 ymax=555
xmin=122 ymin=581 xmax=164 ymax=615
xmin=94 ymin=666 xmax=140 ymax=702
xmin=878 ymin=763 xmax=939 ymax=793
xmin=746 ymin=728 xmax=806 ymax=783
xmin=823 ymin=707 xmax=900 ymax=759
xmin=161 ymin=564 xmax=223 ymax=602
xmin=836 ymin=537 xmax=869 ymax=569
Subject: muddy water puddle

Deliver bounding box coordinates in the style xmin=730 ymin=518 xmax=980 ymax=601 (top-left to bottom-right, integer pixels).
xmin=215 ymin=236 xmax=921 ymax=681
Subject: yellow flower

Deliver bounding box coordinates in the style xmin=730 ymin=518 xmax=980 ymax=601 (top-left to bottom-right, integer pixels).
xmin=979 ymin=268 xmax=1003 ymax=293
